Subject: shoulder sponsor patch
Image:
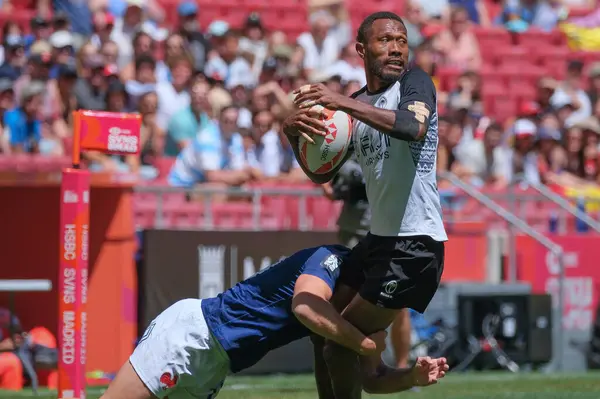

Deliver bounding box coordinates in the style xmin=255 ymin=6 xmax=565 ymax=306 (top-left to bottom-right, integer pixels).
xmin=321 ymin=254 xmax=340 ymax=273
xmin=407 ymin=101 xmax=430 ymax=123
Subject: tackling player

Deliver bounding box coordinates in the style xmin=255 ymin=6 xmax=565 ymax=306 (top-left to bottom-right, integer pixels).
xmin=283 ymin=11 xmax=447 ymax=398
xmin=101 ymin=245 xmax=447 ymax=399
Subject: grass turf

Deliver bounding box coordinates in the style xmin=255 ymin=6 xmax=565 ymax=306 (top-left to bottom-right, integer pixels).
xmin=3 ymin=372 xmax=600 ymax=398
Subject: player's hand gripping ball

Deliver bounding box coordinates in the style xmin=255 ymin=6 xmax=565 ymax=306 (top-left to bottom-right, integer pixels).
xmin=293 ymin=85 xmax=353 ymax=175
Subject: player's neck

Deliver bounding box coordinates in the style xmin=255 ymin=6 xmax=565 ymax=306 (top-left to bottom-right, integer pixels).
xmin=366 ymin=77 xmax=392 ymax=95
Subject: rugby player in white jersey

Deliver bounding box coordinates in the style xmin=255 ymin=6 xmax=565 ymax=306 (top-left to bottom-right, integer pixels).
xmin=283 ymin=11 xmax=447 ymax=398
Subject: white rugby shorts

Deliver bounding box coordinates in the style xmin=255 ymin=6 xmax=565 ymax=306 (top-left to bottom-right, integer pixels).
xmin=129 ymin=299 xmax=230 ymax=398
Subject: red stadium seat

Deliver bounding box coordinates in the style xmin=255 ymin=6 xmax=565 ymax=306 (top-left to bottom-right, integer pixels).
xmin=7 ymin=154 xmax=38 ymax=173
xmin=491 ymin=96 xmax=518 ymax=122
xmin=494 ymin=46 xmax=533 ymax=68
xmin=498 ymin=66 xmax=545 ymax=89
xmin=168 ymin=204 xmax=205 ymax=228
xmin=154 ymin=157 xmax=176 ymax=179
xmin=31 ymin=156 xmax=55 ymax=172
xmin=307 ymin=196 xmax=335 ymax=230
xmin=516 ymin=29 xmax=554 ymax=50
xmin=133 ymin=203 xmax=157 ymax=229
xmin=211 ymin=202 xmax=253 ymax=229
xmin=472 ymin=26 xmax=512 ymax=49
xmin=436 ymin=67 xmax=462 ymax=92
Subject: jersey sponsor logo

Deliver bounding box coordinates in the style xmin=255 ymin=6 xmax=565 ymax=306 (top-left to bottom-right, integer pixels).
xmin=160 ymin=371 xmax=179 ymax=390
xmin=380 ymin=280 xmax=398 ymax=300
xmin=321 ymin=254 xmax=340 ymax=273
xmin=407 ymin=101 xmax=430 ymax=123
xmin=357 ymin=131 xmax=390 ymax=166
xmin=384 ymin=280 xmax=398 ymax=294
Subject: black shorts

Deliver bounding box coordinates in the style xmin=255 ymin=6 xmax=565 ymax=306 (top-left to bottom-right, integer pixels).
xmin=346 ymin=233 xmax=445 ymax=313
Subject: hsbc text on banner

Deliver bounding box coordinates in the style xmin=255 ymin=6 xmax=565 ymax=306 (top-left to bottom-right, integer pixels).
xmin=58 ymin=169 xmax=90 ymax=399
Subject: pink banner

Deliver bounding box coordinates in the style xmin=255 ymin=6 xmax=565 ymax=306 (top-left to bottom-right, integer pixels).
xmin=532 ymin=235 xmax=600 ymax=331
xmin=78 ymin=110 xmax=141 ymax=156
xmin=58 ymin=169 xmax=90 ymax=399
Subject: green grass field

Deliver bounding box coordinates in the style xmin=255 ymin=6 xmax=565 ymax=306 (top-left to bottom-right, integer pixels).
xmin=3 ymin=372 xmax=600 ymax=399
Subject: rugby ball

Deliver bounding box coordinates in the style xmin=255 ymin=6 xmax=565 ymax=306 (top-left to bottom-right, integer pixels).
xmin=298 ymin=105 xmax=353 ymax=175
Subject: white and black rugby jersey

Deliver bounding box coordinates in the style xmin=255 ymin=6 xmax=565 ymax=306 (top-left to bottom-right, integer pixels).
xmin=349 ymin=67 xmax=447 ymax=241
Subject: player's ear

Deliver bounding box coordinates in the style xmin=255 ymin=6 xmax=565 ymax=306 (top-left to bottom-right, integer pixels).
xmin=355 ymin=42 xmax=365 ymax=60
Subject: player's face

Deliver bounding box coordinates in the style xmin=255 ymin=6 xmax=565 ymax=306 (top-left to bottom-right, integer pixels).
xmin=359 ymin=19 xmax=409 ymax=85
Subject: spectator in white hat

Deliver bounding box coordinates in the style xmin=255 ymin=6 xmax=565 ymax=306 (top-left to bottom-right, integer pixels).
xmin=504 ymin=118 xmax=541 ymax=185
xmin=49 ymin=31 xmax=74 ymax=76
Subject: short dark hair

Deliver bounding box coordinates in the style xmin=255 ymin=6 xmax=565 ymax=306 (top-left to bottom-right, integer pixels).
xmin=357 ymin=11 xmax=405 ymax=44
xmin=486 ymin=122 xmax=503 ymax=133
xmin=133 ymin=30 xmax=153 ymax=48
xmin=135 ymin=53 xmax=156 ymax=70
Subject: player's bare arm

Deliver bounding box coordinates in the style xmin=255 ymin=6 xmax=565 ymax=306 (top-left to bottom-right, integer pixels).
xmin=293 ymin=8 xmax=435 ymax=144
xmin=293 ymin=81 xmax=430 ymax=142
xmin=307 ymin=281 xmax=363 ymax=399
xmin=360 ymin=354 xmax=449 ymax=394
xmin=292 ymin=274 xmax=386 ymax=356
xmin=311 ymin=331 xmax=449 ymax=398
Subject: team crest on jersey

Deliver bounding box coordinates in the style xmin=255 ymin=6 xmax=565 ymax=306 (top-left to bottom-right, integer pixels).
xmin=322 ymin=254 xmax=340 ymax=272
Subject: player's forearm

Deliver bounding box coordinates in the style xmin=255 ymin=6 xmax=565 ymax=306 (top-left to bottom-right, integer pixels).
xmin=205 ymin=170 xmax=247 ymax=186
xmin=293 ymin=293 xmax=371 ymax=355
xmin=362 ymin=361 xmax=415 ymax=394
xmin=339 ymin=99 xmax=426 ymax=141
xmin=310 ymin=335 xmax=336 ymax=399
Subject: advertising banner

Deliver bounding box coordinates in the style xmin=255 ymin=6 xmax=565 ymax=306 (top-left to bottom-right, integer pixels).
xmin=141 ymin=230 xmax=338 ymax=328
xmin=533 ymin=235 xmax=600 ymax=331
xmin=77 ymin=110 xmax=141 ymax=155
xmin=141 ymin=230 xmax=339 ymax=374
xmin=58 ymin=169 xmax=90 ymax=399
xmin=517 ymin=235 xmax=600 ymax=332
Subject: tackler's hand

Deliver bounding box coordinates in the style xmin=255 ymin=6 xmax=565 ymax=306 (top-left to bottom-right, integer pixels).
xmin=410 ymin=356 xmax=449 ymax=387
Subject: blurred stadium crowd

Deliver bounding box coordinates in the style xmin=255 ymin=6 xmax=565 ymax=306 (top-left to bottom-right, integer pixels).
xmin=0 ymin=0 xmax=599 ymax=191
